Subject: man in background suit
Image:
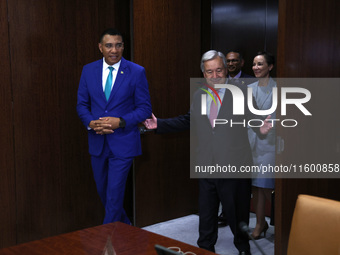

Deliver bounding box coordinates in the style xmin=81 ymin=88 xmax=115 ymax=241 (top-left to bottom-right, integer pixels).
xmin=226 ymin=50 xmax=255 ymax=86
xmin=77 ymin=28 xmax=152 ymax=225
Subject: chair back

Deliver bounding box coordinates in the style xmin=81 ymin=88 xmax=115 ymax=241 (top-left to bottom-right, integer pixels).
xmin=287 ymin=194 xmax=340 ymax=255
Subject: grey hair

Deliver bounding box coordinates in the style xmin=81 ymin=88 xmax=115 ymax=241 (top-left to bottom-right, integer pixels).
xmin=200 ymin=50 xmax=227 ymax=73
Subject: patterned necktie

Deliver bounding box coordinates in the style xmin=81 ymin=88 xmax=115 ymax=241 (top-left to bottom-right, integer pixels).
xmin=105 ymin=66 xmax=114 ymax=101
xmin=209 ymin=92 xmax=219 ymax=128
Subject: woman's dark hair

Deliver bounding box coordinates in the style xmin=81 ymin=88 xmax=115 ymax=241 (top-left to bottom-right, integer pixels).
xmin=256 ymin=51 xmax=275 ymax=66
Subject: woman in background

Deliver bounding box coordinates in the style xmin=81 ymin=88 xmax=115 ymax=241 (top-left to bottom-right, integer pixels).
xmin=248 ymin=51 xmax=276 ymax=239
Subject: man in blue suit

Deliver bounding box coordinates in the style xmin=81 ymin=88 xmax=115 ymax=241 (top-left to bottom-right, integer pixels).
xmin=77 ymin=28 xmax=152 ymax=224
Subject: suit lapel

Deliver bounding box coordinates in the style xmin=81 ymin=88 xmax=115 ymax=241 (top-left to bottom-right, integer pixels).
xmin=108 ymin=57 xmax=128 ymax=102
xmin=217 ymin=89 xmax=233 ymax=119
xmin=95 ymin=59 xmax=107 ymax=101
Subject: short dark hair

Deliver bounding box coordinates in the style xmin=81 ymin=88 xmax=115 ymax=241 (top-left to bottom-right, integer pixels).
xmin=256 ymin=51 xmax=275 ymax=66
xmin=99 ymin=28 xmax=123 ymax=43
xmin=226 ymin=50 xmax=244 ymax=61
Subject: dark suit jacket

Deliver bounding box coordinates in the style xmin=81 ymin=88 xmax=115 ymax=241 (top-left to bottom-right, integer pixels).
xmin=190 ymin=84 xmax=262 ymax=173
xmin=228 ymin=71 xmax=256 ymax=86
xmin=240 ymin=72 xmax=255 ymax=78
xmin=157 ymin=112 xmax=190 ymax=134
xmin=77 ymin=57 xmax=152 ymax=157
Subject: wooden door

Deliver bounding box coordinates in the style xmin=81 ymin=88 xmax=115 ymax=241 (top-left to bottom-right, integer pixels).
xmin=275 ymin=0 xmax=340 ymax=254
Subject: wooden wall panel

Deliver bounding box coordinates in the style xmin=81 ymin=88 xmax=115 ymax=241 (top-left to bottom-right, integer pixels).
xmin=211 ymin=0 xmax=278 ymax=76
xmin=133 ymin=0 xmax=202 ymax=227
xmin=3 ymin=0 xmax=130 ymax=246
xmin=275 ymin=0 xmax=340 ymax=254
xmin=0 ymin=0 xmax=16 ymax=248
xmin=277 ymin=0 xmax=340 ymax=78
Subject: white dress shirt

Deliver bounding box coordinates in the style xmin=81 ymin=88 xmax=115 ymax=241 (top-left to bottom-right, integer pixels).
xmin=102 ymin=58 xmax=121 ymax=92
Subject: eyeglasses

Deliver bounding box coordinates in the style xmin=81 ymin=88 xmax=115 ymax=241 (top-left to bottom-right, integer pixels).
xmin=104 ymin=42 xmax=124 ymax=50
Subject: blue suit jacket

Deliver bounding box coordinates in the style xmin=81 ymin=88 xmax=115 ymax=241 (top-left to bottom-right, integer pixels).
xmin=77 ymin=57 xmax=152 ymax=157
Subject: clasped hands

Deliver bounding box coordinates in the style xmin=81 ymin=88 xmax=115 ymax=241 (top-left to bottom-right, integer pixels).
xmin=89 ymin=117 xmax=120 ymax=135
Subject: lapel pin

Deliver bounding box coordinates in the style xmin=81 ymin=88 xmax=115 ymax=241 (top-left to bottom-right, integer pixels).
xmin=121 ymin=71 xmax=124 ymax=74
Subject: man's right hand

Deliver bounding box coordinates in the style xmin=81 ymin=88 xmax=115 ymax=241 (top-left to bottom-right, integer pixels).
xmin=143 ymin=113 xmax=157 ymax=129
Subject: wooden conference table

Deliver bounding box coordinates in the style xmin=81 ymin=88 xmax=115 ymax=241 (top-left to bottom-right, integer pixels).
xmin=0 ymin=221 xmax=216 ymax=255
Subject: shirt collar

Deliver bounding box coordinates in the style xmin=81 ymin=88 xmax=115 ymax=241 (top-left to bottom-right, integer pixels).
xmin=103 ymin=58 xmax=121 ymax=71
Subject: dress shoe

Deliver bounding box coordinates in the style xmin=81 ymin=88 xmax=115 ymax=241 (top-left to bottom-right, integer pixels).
xmin=218 ymin=212 xmax=228 ymax=227
xmin=250 ymin=221 xmax=269 ymax=240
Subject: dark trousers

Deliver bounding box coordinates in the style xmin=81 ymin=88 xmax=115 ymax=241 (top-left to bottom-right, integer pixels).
xmin=91 ymin=138 xmax=133 ymax=224
xmin=197 ymin=178 xmax=251 ymax=253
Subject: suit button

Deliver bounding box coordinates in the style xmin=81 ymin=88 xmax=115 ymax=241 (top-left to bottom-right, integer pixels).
xmin=105 ymin=110 xmax=108 ymax=113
